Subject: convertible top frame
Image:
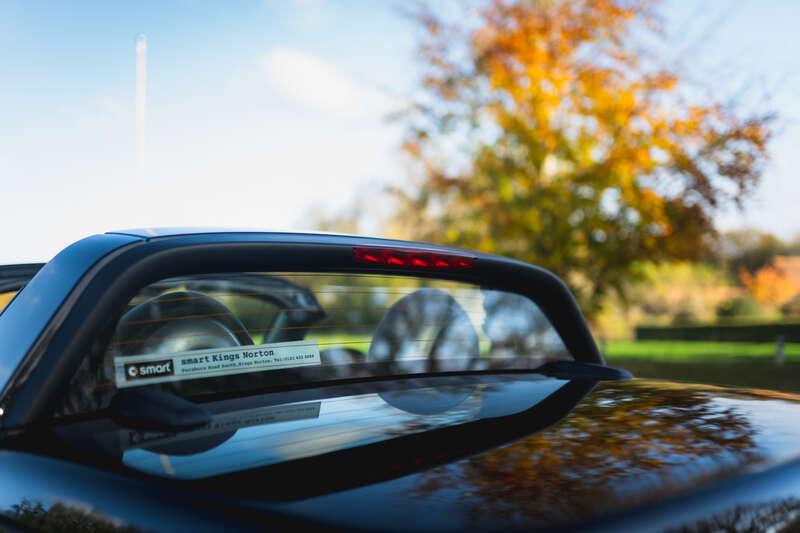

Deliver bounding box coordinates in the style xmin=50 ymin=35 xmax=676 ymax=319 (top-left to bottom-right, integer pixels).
xmin=0 ymin=229 xmax=602 ymax=429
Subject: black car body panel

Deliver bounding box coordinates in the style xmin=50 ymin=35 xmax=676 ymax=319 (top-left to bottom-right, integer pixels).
xmin=5 ymin=378 xmax=800 ymax=531
xmin=280 ymin=380 xmax=800 ymax=531
xmin=2 ymin=230 xmax=800 ymax=532
xmin=0 ymin=233 xmax=140 ymax=391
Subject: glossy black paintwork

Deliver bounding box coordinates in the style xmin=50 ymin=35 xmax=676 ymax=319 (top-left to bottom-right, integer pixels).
xmin=0 ymin=450 xmax=329 ymax=532
xmin=0 ymin=233 xmax=139 ymax=392
xmin=265 ymin=378 xmax=800 ymax=531
xmin=52 ymin=374 xmax=585 ymax=484
xmin=5 ymin=377 xmax=800 ymax=531
xmin=4 ymin=230 xmax=800 ymax=531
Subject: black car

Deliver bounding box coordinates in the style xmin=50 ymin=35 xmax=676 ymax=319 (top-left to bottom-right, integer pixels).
xmin=2 ymin=229 xmax=800 ymax=532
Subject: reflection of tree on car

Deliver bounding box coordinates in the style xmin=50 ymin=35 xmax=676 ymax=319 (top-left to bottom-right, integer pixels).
xmin=671 ymin=498 xmax=800 ymax=533
xmin=5 ymin=229 xmax=795 ymax=532
xmin=5 ymin=499 xmax=139 ymax=533
xmin=411 ymin=382 xmax=759 ymax=527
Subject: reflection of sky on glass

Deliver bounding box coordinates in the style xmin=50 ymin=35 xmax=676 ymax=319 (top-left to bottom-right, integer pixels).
xmin=122 ymin=378 xmax=567 ymax=479
xmin=710 ymin=397 xmax=800 ymax=466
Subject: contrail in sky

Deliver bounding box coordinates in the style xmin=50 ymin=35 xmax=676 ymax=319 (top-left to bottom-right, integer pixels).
xmin=135 ymin=33 xmax=147 ymax=181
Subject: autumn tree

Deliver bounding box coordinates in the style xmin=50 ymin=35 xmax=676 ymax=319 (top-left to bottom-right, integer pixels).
xmin=740 ymin=264 xmax=800 ymax=307
xmin=394 ymin=0 xmax=773 ymax=315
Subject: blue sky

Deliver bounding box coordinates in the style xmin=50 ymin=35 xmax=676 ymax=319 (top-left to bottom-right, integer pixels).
xmin=0 ymin=0 xmax=798 ymax=263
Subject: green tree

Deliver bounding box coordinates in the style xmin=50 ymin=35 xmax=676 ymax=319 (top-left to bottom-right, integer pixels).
xmin=394 ymin=0 xmax=773 ymax=315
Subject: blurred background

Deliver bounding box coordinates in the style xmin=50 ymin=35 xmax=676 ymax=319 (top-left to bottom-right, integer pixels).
xmin=1 ymin=0 xmax=799 ymax=389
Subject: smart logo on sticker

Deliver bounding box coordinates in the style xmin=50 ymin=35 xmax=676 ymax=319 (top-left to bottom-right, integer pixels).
xmin=124 ymin=359 xmax=174 ymax=381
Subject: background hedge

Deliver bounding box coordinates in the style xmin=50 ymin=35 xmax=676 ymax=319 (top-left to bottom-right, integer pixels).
xmin=635 ymin=323 xmax=800 ymax=342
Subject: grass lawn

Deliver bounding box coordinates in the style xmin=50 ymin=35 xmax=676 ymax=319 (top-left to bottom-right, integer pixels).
xmin=605 ymin=340 xmax=800 ymax=362
xmin=302 ymin=334 xmax=800 ymax=392
xmin=308 ymin=335 xmax=798 ymax=366
xmin=604 ymin=340 xmax=800 ymax=392
xmin=311 ymin=333 xmax=372 ymax=348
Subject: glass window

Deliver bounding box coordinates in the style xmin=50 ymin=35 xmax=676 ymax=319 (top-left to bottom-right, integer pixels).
xmin=59 ymin=273 xmax=571 ymax=416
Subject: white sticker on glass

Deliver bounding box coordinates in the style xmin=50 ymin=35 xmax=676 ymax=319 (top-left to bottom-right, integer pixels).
xmin=113 ymin=340 xmax=321 ymax=388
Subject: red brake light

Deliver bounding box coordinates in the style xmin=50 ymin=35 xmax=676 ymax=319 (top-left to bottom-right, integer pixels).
xmin=353 ymin=247 xmax=475 ymax=270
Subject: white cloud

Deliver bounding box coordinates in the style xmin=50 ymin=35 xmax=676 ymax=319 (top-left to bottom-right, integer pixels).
xmin=262 ymin=48 xmax=393 ymax=118
xmin=0 ymin=44 xmax=409 ymax=264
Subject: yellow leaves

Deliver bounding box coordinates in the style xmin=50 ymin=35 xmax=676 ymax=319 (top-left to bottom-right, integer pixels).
xmin=498 ymin=177 xmax=515 ymax=202
xmin=400 ymin=140 xmax=422 ymax=158
xmin=0 ymin=291 xmax=16 ymax=312
xmin=652 ymin=70 xmax=678 ymax=91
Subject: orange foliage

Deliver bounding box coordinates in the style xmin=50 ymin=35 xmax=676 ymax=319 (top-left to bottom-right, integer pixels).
xmin=740 ymin=265 xmax=800 ymax=307
xmin=0 ymin=291 xmax=16 ymax=312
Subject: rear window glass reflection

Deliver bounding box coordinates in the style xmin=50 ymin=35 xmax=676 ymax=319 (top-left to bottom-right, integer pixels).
xmin=59 ymin=273 xmax=572 ymax=416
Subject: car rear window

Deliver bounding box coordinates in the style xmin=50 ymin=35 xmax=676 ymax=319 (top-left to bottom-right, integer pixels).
xmin=59 ymin=273 xmax=572 ymax=416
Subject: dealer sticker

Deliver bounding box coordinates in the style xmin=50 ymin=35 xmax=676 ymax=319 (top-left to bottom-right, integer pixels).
xmin=113 ymin=340 xmax=321 ymax=388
